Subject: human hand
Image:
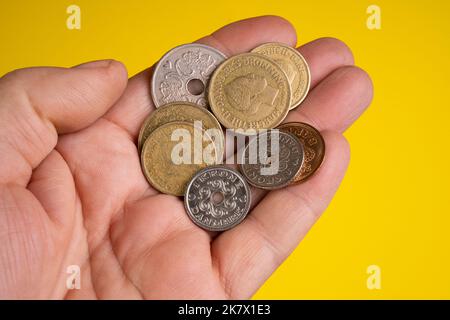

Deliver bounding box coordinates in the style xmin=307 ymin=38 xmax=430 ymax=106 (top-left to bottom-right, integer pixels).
xmin=0 ymin=16 xmax=372 ymax=299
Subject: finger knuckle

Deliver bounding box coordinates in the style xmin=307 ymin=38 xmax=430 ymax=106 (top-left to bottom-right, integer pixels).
xmin=318 ymin=37 xmax=355 ymax=65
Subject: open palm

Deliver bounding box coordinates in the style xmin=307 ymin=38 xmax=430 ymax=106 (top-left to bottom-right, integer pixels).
xmin=0 ymin=16 xmax=372 ymax=299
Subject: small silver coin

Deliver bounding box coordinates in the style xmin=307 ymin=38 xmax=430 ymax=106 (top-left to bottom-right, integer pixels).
xmin=184 ymin=166 xmax=251 ymax=232
xmin=239 ymin=130 xmax=304 ymax=190
xmin=151 ymin=43 xmax=227 ymax=108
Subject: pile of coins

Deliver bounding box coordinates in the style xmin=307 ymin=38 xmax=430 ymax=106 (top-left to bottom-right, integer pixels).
xmin=138 ymin=42 xmax=325 ymax=231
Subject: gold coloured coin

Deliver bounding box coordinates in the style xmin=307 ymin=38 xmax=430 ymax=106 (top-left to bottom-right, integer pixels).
xmin=138 ymin=102 xmax=224 ymax=159
xmin=141 ymin=121 xmax=218 ymax=196
xmin=252 ymin=42 xmax=311 ymax=110
xmin=208 ymin=53 xmax=291 ymax=131
xmin=277 ymin=122 xmax=325 ymax=182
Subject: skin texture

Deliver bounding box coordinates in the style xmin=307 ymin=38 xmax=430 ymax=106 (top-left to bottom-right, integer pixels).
xmin=0 ymin=16 xmax=373 ymax=299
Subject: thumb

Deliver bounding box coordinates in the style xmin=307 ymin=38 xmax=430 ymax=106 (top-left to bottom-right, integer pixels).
xmin=0 ymin=59 xmax=128 ymax=185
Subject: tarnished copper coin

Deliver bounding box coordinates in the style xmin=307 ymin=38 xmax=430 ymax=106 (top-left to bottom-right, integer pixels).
xmin=184 ymin=166 xmax=251 ymax=231
xmin=138 ymin=101 xmax=224 ymax=158
xmin=278 ymin=122 xmax=325 ymax=182
xmin=252 ymin=42 xmax=311 ymax=110
xmin=208 ymin=53 xmax=291 ymax=131
xmin=239 ymin=130 xmax=304 ymax=189
xmin=141 ymin=121 xmax=218 ymax=196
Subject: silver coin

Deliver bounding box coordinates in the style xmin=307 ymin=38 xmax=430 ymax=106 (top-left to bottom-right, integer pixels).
xmin=184 ymin=166 xmax=251 ymax=232
xmin=151 ymin=44 xmax=227 ymax=108
xmin=239 ymin=130 xmax=304 ymax=189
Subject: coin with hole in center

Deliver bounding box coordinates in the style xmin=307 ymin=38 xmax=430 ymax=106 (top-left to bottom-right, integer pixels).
xmin=184 ymin=166 xmax=251 ymax=231
xmin=278 ymin=122 xmax=325 ymax=183
xmin=151 ymin=44 xmax=226 ymax=108
xmin=239 ymin=130 xmax=304 ymax=189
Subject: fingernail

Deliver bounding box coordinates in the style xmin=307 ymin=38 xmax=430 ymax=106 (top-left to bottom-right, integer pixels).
xmin=72 ymin=59 xmax=114 ymax=69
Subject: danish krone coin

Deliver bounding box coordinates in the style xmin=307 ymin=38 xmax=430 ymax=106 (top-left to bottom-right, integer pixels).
xmin=252 ymin=42 xmax=311 ymax=110
xmin=138 ymin=101 xmax=224 ymax=159
xmin=184 ymin=166 xmax=251 ymax=231
xmin=151 ymin=43 xmax=226 ymax=108
xmin=208 ymin=53 xmax=291 ymax=131
xmin=239 ymin=130 xmax=304 ymax=190
xmin=141 ymin=121 xmax=218 ymax=196
xmin=278 ymin=122 xmax=325 ymax=182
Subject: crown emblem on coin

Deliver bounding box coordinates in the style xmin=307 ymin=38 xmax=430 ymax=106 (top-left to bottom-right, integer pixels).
xmin=176 ymin=50 xmax=216 ymax=77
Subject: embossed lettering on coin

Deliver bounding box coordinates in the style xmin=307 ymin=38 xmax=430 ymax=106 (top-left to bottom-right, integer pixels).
xmin=208 ymin=53 xmax=291 ymax=130
xmin=151 ymin=44 xmax=226 ymax=108
xmin=252 ymin=42 xmax=311 ymax=110
xmin=239 ymin=130 xmax=304 ymax=189
xmin=278 ymin=122 xmax=325 ymax=182
xmin=141 ymin=121 xmax=218 ymax=196
xmin=138 ymin=101 xmax=224 ymax=158
xmin=184 ymin=166 xmax=251 ymax=231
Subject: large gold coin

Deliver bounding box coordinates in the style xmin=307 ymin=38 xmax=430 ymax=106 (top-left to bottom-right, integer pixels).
xmin=141 ymin=121 xmax=218 ymax=196
xmin=252 ymin=43 xmax=311 ymax=110
xmin=208 ymin=53 xmax=291 ymax=131
xmin=138 ymin=102 xmax=224 ymax=159
xmin=277 ymin=122 xmax=325 ymax=182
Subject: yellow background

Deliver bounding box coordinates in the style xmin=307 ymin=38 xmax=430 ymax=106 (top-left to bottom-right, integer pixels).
xmin=1 ymin=0 xmax=449 ymax=299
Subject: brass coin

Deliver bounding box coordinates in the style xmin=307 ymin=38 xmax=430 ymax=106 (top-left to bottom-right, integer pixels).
xmin=141 ymin=121 xmax=218 ymax=196
xmin=138 ymin=102 xmax=224 ymax=159
xmin=252 ymin=42 xmax=311 ymax=110
xmin=208 ymin=53 xmax=291 ymax=131
xmin=239 ymin=130 xmax=304 ymax=190
xmin=278 ymin=122 xmax=325 ymax=182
